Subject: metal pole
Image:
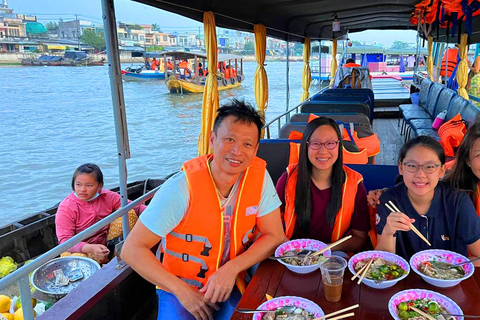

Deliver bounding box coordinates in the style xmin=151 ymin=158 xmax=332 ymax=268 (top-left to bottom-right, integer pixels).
xmin=18 ymin=276 xmax=34 ymax=320
xmin=319 ymin=40 xmax=322 ymax=87
xmin=101 ymin=0 xmax=131 ymax=238
xmin=285 ymin=37 xmax=290 ymax=122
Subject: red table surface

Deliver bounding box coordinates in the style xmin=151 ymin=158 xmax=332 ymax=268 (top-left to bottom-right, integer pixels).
xmin=230 ymin=259 xmax=480 ymax=319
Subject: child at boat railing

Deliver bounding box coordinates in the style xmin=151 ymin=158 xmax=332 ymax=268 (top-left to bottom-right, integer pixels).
xmin=375 ymin=136 xmax=480 ymax=264
xmin=55 ymin=163 xmax=146 ymax=264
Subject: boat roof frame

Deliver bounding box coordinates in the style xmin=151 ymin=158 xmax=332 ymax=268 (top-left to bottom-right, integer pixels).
xmin=162 ymin=50 xmax=242 ymax=61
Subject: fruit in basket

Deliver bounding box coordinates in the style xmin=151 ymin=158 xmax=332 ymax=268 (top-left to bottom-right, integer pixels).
xmin=13 ymin=308 xmax=36 ymax=320
xmin=1 ymin=313 xmax=14 ymax=320
xmin=14 ymin=298 xmax=36 ymax=311
xmin=0 ymin=296 xmax=11 ymax=313
xmin=0 ymin=257 xmax=17 ymax=279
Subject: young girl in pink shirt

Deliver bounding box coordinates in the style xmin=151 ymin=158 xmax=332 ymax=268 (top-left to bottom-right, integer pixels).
xmin=55 ymin=163 xmax=145 ymax=262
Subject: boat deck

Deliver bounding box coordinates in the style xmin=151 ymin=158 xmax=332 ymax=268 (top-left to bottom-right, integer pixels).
xmin=372 ymin=118 xmax=404 ymax=165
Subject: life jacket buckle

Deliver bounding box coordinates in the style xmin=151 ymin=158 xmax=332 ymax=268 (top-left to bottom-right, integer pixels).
xmin=185 ymin=234 xmax=193 ymax=242
xmin=200 ymin=246 xmax=211 ymax=256
xmin=182 ymin=253 xmax=189 ymax=262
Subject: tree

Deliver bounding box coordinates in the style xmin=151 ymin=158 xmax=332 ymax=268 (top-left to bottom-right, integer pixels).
xmin=45 ymin=22 xmax=59 ymax=32
xmin=390 ymin=40 xmax=412 ymax=49
xmin=244 ymin=41 xmax=254 ymax=53
xmin=80 ymin=29 xmax=106 ymax=51
xmin=151 ymin=23 xmax=162 ymax=32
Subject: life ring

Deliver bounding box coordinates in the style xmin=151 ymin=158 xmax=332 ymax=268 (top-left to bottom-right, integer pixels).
xmin=135 ymin=68 xmax=142 ymax=74
xmin=237 ymin=75 xmax=242 ymax=83
xmin=222 ymin=78 xmax=228 ymax=86
xmin=230 ymin=77 xmax=236 ymax=85
xmin=125 ymin=67 xmax=131 ymax=72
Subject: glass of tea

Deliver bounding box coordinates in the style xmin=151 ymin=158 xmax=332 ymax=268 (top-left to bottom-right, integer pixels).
xmin=319 ymin=256 xmax=347 ymax=302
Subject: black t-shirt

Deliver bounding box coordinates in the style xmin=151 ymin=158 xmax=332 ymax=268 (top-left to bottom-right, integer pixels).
xmin=376 ymin=181 xmax=480 ymax=260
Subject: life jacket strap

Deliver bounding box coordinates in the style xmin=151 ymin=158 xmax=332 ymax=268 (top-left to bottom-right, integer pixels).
xmin=170 ymin=231 xmax=212 ymax=256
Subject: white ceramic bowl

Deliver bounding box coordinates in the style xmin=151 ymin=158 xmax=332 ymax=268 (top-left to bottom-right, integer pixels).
xmin=252 ymin=296 xmax=324 ymax=320
xmin=348 ymin=250 xmax=410 ymax=289
xmin=275 ymin=239 xmax=331 ymax=274
xmin=410 ymin=249 xmax=474 ymax=288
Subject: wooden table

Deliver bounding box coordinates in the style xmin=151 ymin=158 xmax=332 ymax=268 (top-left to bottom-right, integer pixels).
xmin=231 ymin=259 xmax=480 ymax=319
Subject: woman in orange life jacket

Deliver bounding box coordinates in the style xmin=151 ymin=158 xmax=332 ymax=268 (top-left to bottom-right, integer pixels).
xmin=275 ymin=117 xmax=370 ymax=253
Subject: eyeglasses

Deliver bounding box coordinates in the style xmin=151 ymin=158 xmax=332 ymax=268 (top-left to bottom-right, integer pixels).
xmin=402 ymin=162 xmax=442 ymax=174
xmin=307 ymin=140 xmax=340 ymax=150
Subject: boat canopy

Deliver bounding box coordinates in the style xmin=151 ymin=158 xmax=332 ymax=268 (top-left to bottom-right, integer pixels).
xmin=134 ymin=0 xmax=419 ymax=41
xmin=162 ymin=50 xmax=242 ymax=61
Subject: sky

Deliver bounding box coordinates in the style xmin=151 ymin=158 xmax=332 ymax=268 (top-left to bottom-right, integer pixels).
xmin=8 ymin=0 xmax=417 ymax=47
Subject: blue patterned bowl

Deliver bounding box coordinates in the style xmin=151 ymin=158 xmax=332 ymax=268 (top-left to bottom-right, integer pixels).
xmin=410 ymin=249 xmax=474 ymax=288
xmin=252 ymin=296 xmax=324 ymax=320
xmin=348 ymin=250 xmax=409 ymax=289
xmin=275 ymin=239 xmax=331 ymax=274
xmin=388 ymin=289 xmax=463 ymax=320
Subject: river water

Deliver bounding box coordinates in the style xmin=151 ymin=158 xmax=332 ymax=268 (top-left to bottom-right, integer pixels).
xmin=0 ymin=61 xmax=317 ymax=227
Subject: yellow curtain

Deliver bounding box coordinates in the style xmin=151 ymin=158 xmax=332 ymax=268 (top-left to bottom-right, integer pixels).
xmin=198 ymin=11 xmax=219 ymax=155
xmin=427 ymin=36 xmax=434 ymax=81
xmin=301 ymin=37 xmax=312 ymax=101
xmin=330 ymin=38 xmax=338 ymax=85
xmin=254 ymin=23 xmax=268 ymax=137
xmin=457 ymin=33 xmax=469 ymax=100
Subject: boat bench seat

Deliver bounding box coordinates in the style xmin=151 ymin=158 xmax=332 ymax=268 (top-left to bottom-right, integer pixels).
xmin=300 ymin=101 xmax=371 ymax=122
xmin=322 ymin=88 xmax=375 ymax=110
xmin=279 ymin=121 xmax=375 ymax=139
xmin=257 ymin=139 xmax=398 ymax=191
xmin=410 ymin=101 xmax=480 ymax=139
xmin=289 ymin=113 xmax=371 ymax=125
xmin=314 ymin=91 xmax=374 ymax=117
xmin=402 ymin=82 xmax=446 ymax=124
xmin=399 ymin=78 xmax=432 ymax=114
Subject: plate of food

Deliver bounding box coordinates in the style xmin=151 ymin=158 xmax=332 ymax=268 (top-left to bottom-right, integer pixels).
xmin=252 ymin=296 xmax=324 ymax=320
xmin=410 ymin=249 xmax=474 ymax=288
xmin=388 ymin=289 xmax=463 ymax=320
xmin=348 ymin=250 xmax=409 ymax=289
xmin=274 ymin=239 xmax=331 ymax=274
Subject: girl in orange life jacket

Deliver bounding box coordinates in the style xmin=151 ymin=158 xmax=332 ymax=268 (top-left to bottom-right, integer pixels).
xmin=444 ymin=121 xmax=480 ymax=218
xmin=375 ymin=136 xmax=480 ymax=262
xmin=275 ymin=117 xmax=370 ymax=253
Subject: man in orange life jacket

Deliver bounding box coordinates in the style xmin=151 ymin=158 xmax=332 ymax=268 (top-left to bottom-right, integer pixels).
xmin=122 ymin=99 xmax=285 ymax=320
xmin=343 ymin=58 xmax=361 ymax=68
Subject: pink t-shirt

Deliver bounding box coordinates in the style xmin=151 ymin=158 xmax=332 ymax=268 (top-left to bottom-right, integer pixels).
xmin=55 ymin=189 xmax=146 ymax=253
xmin=276 ymin=171 xmax=370 ymax=242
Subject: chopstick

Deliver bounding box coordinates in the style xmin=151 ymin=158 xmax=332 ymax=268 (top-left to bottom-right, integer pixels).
xmin=322 ymin=312 xmax=355 ymax=320
xmin=311 ymin=235 xmax=353 ymax=257
xmin=316 ymin=304 xmax=359 ymax=320
xmin=357 ymin=258 xmax=375 ymax=284
xmin=410 ymin=306 xmax=436 ymax=320
xmin=351 ymin=258 xmax=373 ymax=281
xmin=386 ymin=201 xmax=431 ymax=247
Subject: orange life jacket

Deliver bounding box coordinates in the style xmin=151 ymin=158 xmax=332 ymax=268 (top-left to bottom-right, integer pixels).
xmin=160 ymin=155 xmax=266 ymax=293
xmin=440 ymin=48 xmax=459 ymax=77
xmin=283 ymin=163 xmax=363 ymax=241
xmin=344 ymin=63 xmax=361 ymax=68
xmin=179 ymin=60 xmax=189 ymax=69
xmin=438 ymin=114 xmax=466 ymax=157
xmin=342 ymin=128 xmax=381 ymax=157
xmin=151 ymin=60 xmax=158 ymax=70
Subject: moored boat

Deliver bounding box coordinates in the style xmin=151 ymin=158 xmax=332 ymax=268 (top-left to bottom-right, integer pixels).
xmin=164 ymin=51 xmax=244 ymax=94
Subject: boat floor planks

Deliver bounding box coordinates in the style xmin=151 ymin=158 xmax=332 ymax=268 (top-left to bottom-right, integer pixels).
xmin=373 ymin=118 xmax=404 ymax=165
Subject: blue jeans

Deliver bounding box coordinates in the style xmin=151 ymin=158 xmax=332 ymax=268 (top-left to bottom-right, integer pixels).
xmin=156 ymin=286 xmax=241 ymax=320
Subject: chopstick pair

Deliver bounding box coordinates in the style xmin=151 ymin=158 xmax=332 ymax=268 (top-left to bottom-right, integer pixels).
xmin=315 ymin=304 xmax=359 ymax=320
xmin=310 ymin=235 xmax=353 ymax=257
xmin=350 ymin=258 xmax=375 ymax=285
xmin=385 ymin=200 xmax=431 ymax=247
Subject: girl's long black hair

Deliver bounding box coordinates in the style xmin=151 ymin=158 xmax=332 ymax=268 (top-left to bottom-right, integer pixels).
xmin=444 ymin=121 xmax=480 ymax=203
xmin=294 ymin=117 xmax=345 ymax=229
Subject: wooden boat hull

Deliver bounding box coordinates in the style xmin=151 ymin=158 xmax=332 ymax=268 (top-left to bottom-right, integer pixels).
xmin=165 ymin=77 xmax=242 ymax=94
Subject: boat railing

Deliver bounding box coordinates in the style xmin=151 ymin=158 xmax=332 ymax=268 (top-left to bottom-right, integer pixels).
xmin=0 ymin=185 xmax=161 ymax=320
xmin=263 ymin=85 xmax=330 ymax=139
